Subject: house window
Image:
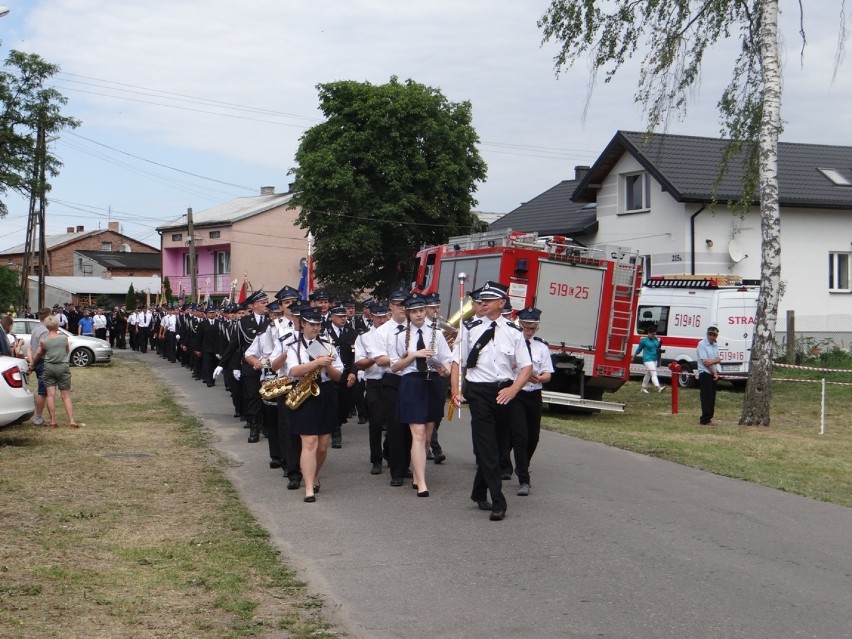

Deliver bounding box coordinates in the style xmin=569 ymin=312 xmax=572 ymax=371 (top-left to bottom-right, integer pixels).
xmin=209 ymin=230 xmax=221 ymax=239
xmin=172 ymin=233 xmax=183 ymax=242
xmin=215 ymin=251 xmax=230 ymax=275
xmin=622 ymin=172 xmax=650 ymax=213
xmin=101 ymin=242 xmax=112 ymax=251
xmin=818 ymin=168 xmax=852 ymax=186
xmin=183 ymin=253 xmax=193 ymax=276
xmin=829 ymin=252 xmax=852 ymax=291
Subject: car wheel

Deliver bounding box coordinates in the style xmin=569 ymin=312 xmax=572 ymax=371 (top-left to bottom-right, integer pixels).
xmin=70 ymin=347 xmax=94 ymax=367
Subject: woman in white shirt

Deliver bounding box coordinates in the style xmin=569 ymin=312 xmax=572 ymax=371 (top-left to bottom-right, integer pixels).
xmin=389 ymin=295 xmax=452 ymax=497
xmin=277 ymin=308 xmax=343 ymax=503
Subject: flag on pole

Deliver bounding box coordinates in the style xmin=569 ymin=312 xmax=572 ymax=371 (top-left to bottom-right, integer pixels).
xmin=203 ymin=278 xmax=210 ymax=306
xmin=237 ymin=274 xmax=248 ymax=304
xmin=146 ymin=288 xmax=151 ymax=308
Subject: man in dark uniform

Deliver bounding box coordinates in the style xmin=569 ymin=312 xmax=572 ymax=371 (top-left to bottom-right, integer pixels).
xmin=451 ymin=281 xmax=532 ymax=522
xmin=326 ymin=303 xmax=357 ymax=448
xmin=220 ymin=290 xmax=269 ymax=443
xmin=199 ymin=303 xmax=219 ymax=386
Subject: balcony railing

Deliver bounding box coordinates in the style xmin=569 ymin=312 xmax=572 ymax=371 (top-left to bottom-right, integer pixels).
xmin=167 ymin=272 xmax=234 ymax=297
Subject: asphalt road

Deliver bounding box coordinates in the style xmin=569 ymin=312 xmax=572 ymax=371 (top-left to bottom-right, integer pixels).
xmin=130 ymin=350 xmax=852 ymax=639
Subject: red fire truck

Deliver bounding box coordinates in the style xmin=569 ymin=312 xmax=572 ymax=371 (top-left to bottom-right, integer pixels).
xmin=412 ymin=229 xmax=643 ymax=411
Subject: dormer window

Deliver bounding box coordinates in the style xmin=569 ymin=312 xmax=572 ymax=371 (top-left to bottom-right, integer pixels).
xmin=621 ymin=171 xmax=650 ymax=213
xmin=818 ymin=168 xmax=851 ymax=186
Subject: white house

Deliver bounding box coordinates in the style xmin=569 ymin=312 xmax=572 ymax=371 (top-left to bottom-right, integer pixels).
xmin=569 ymin=131 xmax=852 ymax=341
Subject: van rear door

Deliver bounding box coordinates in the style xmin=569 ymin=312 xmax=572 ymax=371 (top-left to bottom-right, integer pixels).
xmin=716 ymin=289 xmax=759 ymax=375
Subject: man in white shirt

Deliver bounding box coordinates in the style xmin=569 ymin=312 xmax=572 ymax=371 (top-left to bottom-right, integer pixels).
xmin=92 ymin=308 xmax=108 ymax=341
xmin=354 ymin=302 xmax=390 ymax=474
xmin=136 ymin=306 xmax=152 ymax=353
xmin=451 ymin=281 xmax=531 ymax=522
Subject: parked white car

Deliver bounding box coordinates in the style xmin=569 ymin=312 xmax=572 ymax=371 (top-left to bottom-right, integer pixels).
xmin=12 ymin=318 xmax=113 ymax=367
xmin=0 ymin=355 xmax=35 ymax=427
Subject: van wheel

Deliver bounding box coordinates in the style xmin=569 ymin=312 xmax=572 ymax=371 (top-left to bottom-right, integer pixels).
xmin=678 ymin=364 xmax=696 ymax=389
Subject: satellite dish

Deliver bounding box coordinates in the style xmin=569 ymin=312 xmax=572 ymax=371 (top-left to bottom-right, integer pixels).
xmin=728 ymin=239 xmax=746 ymax=263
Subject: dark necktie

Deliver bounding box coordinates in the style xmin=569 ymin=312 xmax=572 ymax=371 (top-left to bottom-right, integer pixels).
xmin=466 ymin=321 xmax=497 ymax=369
xmin=525 ymin=339 xmax=532 ymax=357
xmin=416 ymin=328 xmax=427 ymax=372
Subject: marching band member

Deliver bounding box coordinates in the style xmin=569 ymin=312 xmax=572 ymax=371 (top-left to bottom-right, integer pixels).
xmin=424 ymin=292 xmax=448 ymax=464
xmin=373 ymin=287 xmax=413 ymax=487
xmin=450 ymin=281 xmax=531 ymax=521
xmin=281 ymin=307 xmax=343 ymax=503
xmin=354 ymin=301 xmax=390 ymax=474
xmin=389 ymin=294 xmax=452 ymax=497
xmin=511 ymin=307 xmax=554 ymax=497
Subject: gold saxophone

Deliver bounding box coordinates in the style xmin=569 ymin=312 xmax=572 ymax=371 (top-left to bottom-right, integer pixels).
xmin=259 ymin=375 xmax=295 ymax=401
xmin=284 ymin=370 xmax=321 ymax=410
xmin=285 ymin=341 xmax=334 ymax=410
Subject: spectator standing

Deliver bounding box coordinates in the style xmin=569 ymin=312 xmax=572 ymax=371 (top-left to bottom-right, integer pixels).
xmin=27 ymin=308 xmax=52 ymax=426
xmin=696 ymin=326 xmax=722 ymax=425
xmin=30 ymin=314 xmax=78 ymax=428
xmin=635 ymin=326 xmax=665 ymax=393
xmin=93 ymin=308 xmax=108 ymax=341
xmin=77 ymin=310 xmax=95 ymax=336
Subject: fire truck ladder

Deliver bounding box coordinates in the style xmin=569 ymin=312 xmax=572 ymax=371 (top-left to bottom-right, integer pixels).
xmin=604 ymin=249 xmax=641 ymax=360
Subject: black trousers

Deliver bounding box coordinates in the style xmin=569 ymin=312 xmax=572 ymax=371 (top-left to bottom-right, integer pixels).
xmin=511 ymin=389 xmax=543 ymax=485
xmin=137 ymin=326 xmax=149 ymax=353
xmin=277 ymin=397 xmax=302 ymax=479
xmin=201 ymin=350 xmax=216 ymax=384
xmin=241 ymin=366 xmax=263 ymax=426
xmin=262 ymin=400 xmax=279 ymax=458
xmin=224 ymin=368 xmax=242 ymax=416
xmin=466 ymin=381 xmax=514 ymax=512
xmin=365 ymin=378 xmax=385 ymax=463
xmin=353 ymin=378 xmax=367 ymax=419
xmin=381 ymin=373 xmax=411 ymax=480
xmin=698 ymin=372 xmax=717 ymax=424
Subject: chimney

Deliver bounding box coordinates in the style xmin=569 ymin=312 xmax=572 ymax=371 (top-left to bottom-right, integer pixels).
xmin=76 ymin=225 xmax=84 ymax=232
xmin=66 ymin=226 xmax=74 ymax=233
xmin=108 ymin=221 xmax=120 ymax=232
xmin=260 ymin=186 xmax=275 ymax=196
xmin=574 ymin=165 xmax=591 ymax=180
xmin=288 ymin=182 xmax=296 ymax=193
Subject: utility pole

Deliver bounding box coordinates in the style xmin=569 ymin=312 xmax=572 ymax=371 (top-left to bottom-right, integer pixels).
xmin=37 ymin=125 xmax=48 ymax=310
xmin=19 ymin=122 xmax=46 ymax=315
xmin=187 ymin=207 xmax=197 ymax=303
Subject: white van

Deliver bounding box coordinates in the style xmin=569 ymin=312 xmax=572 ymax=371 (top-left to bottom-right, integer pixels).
xmin=629 ymin=276 xmax=760 ymax=387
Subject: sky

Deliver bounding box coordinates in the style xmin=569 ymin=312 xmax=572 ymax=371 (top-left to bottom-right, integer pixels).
xmin=0 ymin=0 xmax=849 ymax=252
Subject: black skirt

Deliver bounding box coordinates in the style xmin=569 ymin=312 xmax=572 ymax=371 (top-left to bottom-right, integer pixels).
xmin=396 ymin=372 xmax=445 ymax=424
xmin=288 ymin=380 xmax=338 ymax=436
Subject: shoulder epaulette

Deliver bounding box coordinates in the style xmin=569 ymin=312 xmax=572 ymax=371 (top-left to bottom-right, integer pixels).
xmin=463 ymin=318 xmax=482 ymax=330
xmin=278 ymin=331 xmax=294 ymax=343
xmin=506 ymin=321 xmax=522 ymax=331
xmin=533 ymin=336 xmax=549 ymax=345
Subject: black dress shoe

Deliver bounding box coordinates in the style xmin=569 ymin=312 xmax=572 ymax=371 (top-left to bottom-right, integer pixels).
xmin=489 ymin=509 xmax=506 ymax=521
xmin=473 ymin=499 xmax=492 ymax=511
xmin=426 ymin=450 xmax=435 ymax=461
xmin=269 ymin=458 xmax=282 ymax=469
xmin=287 ymin=478 xmax=301 ymax=490
xmin=389 ymin=478 xmax=404 ymax=487
xmin=433 ymin=452 xmax=446 ymax=464
xmin=304 ymin=495 xmax=316 ymax=503
xmin=313 ymin=483 xmax=321 ymax=493
xmin=370 ymin=462 xmax=382 ymax=475
xmin=417 ymin=490 xmax=430 ymax=497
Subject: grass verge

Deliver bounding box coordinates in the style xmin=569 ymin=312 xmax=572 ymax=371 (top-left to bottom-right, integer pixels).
xmin=544 ymin=374 xmax=852 ymax=508
xmin=0 ymin=357 xmax=338 ymax=639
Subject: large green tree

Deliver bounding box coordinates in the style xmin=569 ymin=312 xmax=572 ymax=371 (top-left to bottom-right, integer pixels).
xmin=0 ymin=47 xmax=80 ymax=218
xmin=290 ymin=77 xmax=487 ymax=296
xmin=539 ymin=1 xmax=843 ymax=426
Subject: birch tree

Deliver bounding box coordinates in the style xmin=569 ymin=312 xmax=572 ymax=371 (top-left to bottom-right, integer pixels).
xmin=540 ymin=0 xmax=844 ymax=426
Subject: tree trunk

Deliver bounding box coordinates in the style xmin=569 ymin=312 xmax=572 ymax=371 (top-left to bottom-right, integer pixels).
xmin=740 ymin=0 xmax=782 ymax=427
